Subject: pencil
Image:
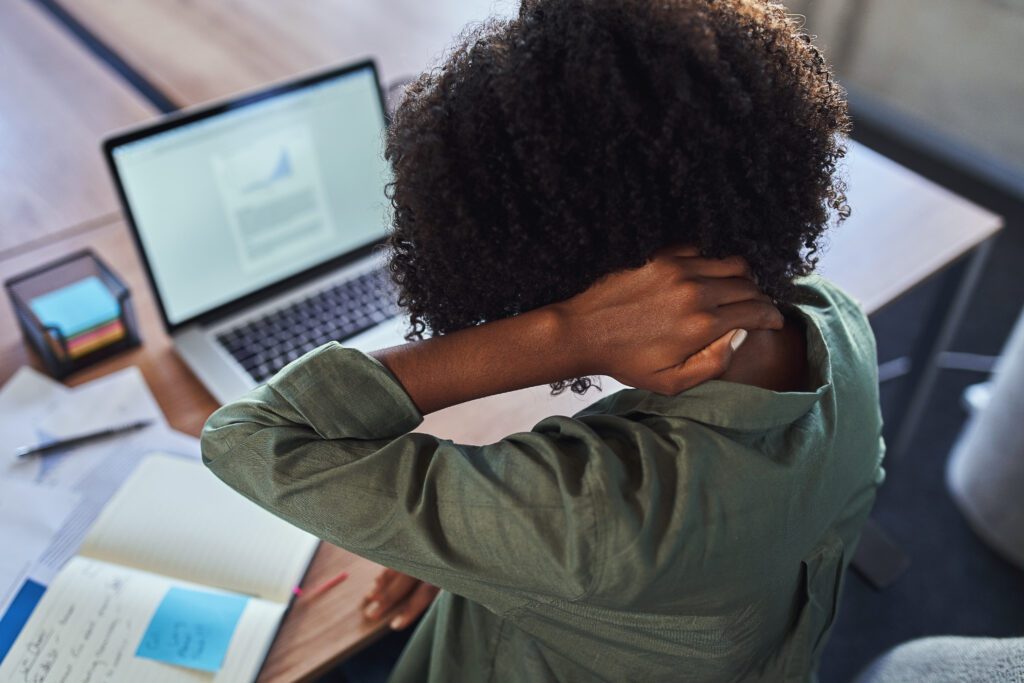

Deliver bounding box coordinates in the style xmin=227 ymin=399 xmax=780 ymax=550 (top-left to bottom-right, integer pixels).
xmin=14 ymin=419 xmax=153 ymax=458
xmin=293 ymin=570 xmax=349 ymax=600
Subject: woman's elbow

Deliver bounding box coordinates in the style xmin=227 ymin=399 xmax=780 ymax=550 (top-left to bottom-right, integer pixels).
xmin=200 ymin=402 xmax=263 ymax=468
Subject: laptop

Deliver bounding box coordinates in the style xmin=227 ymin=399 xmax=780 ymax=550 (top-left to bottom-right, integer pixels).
xmin=104 ymin=61 xmax=407 ymax=404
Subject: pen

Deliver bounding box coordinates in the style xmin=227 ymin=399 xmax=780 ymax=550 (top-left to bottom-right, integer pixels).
xmin=293 ymin=570 xmax=349 ymax=600
xmin=14 ymin=419 xmax=153 ymax=458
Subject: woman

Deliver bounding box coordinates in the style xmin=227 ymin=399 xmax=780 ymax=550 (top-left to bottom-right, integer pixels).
xmin=201 ymin=1 xmax=884 ymax=680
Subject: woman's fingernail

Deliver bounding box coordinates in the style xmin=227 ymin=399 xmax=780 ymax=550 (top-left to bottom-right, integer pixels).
xmin=365 ymin=601 xmax=380 ymax=617
xmin=730 ymin=329 xmax=748 ymax=351
xmin=390 ymin=617 xmax=404 ymax=629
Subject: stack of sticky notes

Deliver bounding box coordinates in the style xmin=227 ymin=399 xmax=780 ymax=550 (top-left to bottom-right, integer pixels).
xmin=29 ymin=276 xmax=125 ymax=359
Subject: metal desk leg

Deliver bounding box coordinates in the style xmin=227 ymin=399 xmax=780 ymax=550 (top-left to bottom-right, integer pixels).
xmin=852 ymin=237 xmax=995 ymax=589
xmin=886 ymin=238 xmax=995 ymax=464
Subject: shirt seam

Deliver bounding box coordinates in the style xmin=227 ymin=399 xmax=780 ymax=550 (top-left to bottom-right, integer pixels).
xmin=485 ymin=614 xmax=518 ymax=683
xmin=573 ymin=458 xmax=605 ymax=603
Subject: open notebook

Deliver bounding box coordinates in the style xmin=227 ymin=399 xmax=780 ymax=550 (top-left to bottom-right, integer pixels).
xmin=0 ymin=454 xmax=319 ymax=682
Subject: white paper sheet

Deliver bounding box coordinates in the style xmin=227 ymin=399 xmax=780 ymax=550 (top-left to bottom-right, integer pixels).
xmin=37 ymin=366 xmax=167 ymax=438
xmin=0 ymin=367 xmax=70 ymax=459
xmin=0 ymin=366 xmax=202 ymax=600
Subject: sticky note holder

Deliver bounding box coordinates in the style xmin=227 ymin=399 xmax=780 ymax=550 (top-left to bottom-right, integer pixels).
xmin=4 ymin=250 xmax=141 ymax=379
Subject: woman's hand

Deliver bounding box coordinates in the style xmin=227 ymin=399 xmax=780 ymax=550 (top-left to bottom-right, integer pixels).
xmin=363 ymin=568 xmax=439 ymax=630
xmin=551 ymin=246 xmax=784 ymax=394
xmin=372 ymin=245 xmax=782 ymax=414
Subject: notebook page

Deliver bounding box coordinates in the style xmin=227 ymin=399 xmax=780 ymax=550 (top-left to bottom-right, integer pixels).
xmin=79 ymin=454 xmax=318 ymax=603
xmin=0 ymin=556 xmax=284 ymax=682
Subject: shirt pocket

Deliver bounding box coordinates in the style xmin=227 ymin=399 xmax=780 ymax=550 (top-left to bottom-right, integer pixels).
xmin=783 ymin=531 xmax=846 ymax=682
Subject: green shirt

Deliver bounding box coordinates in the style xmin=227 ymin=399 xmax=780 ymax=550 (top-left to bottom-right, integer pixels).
xmin=201 ymin=275 xmax=884 ymax=682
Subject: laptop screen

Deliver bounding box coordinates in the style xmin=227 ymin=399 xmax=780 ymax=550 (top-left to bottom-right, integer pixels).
xmin=109 ymin=65 xmax=390 ymax=327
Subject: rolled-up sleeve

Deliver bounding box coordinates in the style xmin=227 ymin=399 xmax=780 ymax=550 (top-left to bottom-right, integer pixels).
xmin=201 ymin=343 xmax=611 ymax=608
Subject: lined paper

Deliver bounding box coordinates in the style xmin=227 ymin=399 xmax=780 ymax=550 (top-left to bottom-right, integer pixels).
xmin=0 ymin=557 xmax=283 ymax=682
xmin=79 ymin=455 xmax=318 ymax=603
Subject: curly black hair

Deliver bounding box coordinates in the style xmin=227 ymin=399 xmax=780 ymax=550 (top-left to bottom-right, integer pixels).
xmin=385 ymin=0 xmax=850 ymax=393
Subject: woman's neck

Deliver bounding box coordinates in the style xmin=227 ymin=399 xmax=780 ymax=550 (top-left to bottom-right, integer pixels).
xmin=718 ymin=313 xmax=810 ymax=392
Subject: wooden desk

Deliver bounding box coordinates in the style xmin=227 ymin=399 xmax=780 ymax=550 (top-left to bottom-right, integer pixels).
xmin=0 ymin=1 xmax=152 ymax=256
xmin=57 ymin=0 xmax=516 ymax=107
xmin=817 ymin=143 xmax=1001 ymax=315
xmin=0 ymin=218 xmax=389 ymax=682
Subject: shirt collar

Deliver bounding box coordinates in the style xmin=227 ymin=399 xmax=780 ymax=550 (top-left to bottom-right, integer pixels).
xmin=580 ymin=296 xmax=834 ymax=432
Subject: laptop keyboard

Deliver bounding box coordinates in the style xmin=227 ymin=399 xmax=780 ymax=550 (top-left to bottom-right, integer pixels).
xmin=215 ymin=269 xmax=400 ymax=383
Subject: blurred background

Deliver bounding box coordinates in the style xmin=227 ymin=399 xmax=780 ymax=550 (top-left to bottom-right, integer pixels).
xmin=787 ymin=1 xmax=1024 ymax=680
xmin=790 ymin=0 xmax=1023 ymax=177
xmin=1 ymin=1 xmax=1022 ymax=681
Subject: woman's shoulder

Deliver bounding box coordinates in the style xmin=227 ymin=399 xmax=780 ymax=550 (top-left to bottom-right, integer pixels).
xmin=792 ymin=273 xmax=878 ymax=367
xmin=792 ymin=274 xmax=872 ymax=326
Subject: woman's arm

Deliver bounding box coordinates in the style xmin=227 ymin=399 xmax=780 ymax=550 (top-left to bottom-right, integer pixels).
xmin=373 ymin=248 xmax=783 ymax=414
xmin=201 ymin=248 xmax=784 ymax=612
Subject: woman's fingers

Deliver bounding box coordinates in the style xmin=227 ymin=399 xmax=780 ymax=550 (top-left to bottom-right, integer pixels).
xmin=697 ymin=277 xmax=770 ymax=307
xmin=364 ymin=571 xmax=419 ymax=619
xmin=654 ymin=329 xmax=748 ymax=394
xmin=686 ymin=255 xmax=754 ymax=280
xmin=364 ymin=571 xmax=440 ymax=629
xmin=656 ymin=246 xmax=753 ymax=280
xmin=389 ymin=583 xmax=440 ymax=630
xmin=661 ymin=299 xmax=779 ymax=370
xmin=657 ymin=245 xmax=701 ymax=259
xmin=363 ymin=567 xmax=399 ymax=603
xmin=712 ymin=299 xmax=785 ymax=335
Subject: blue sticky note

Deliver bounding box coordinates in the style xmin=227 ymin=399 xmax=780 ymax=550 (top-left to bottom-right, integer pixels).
xmin=136 ymin=587 xmax=248 ymax=672
xmin=29 ymin=276 xmax=120 ymax=338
